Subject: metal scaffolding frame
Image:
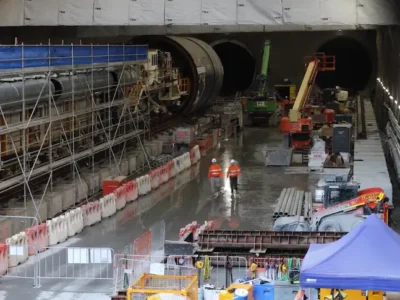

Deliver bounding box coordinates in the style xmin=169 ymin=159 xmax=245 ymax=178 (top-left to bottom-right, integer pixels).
xmin=0 ymin=42 xmax=151 ymax=228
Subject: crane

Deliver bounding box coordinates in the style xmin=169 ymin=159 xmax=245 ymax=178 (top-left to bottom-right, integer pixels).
xmin=280 ymin=53 xmax=336 ymax=150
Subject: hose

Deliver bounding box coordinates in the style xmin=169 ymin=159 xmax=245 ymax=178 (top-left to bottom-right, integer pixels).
xmin=278 ymin=258 xmax=292 ymax=281
xmin=203 ymin=256 xmax=211 ymax=281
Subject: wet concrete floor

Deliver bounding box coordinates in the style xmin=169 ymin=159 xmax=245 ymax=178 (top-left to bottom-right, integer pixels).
xmin=0 ymin=128 xmax=344 ymax=298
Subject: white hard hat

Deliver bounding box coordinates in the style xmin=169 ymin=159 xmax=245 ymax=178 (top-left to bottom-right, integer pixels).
xmin=230 ymin=159 xmax=235 ymax=164
xmin=211 ymin=158 xmax=217 ymax=163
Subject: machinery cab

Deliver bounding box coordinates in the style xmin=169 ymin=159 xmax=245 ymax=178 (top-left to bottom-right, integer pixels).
xmin=320 ymin=183 xmax=359 ymax=209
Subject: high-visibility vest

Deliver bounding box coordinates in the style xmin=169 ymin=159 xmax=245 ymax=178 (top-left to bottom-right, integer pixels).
xmin=208 ymin=164 xmax=222 ymax=178
xmin=227 ymin=165 xmax=241 ymax=178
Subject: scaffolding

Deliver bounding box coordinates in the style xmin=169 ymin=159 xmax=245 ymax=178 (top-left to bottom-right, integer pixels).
xmin=0 ymin=43 xmax=152 ymax=237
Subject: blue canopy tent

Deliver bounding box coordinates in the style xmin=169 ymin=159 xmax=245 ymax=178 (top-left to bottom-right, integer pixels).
xmin=300 ymin=214 xmax=400 ymax=292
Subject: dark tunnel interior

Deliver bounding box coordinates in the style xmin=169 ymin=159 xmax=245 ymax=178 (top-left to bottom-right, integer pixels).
xmin=212 ymin=42 xmax=256 ymax=97
xmin=315 ymin=37 xmax=372 ymax=91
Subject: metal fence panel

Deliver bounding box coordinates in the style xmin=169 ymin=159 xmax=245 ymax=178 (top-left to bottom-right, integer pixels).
xmin=39 ymin=247 xmax=114 ymax=280
xmin=151 ymin=220 xmax=165 ymax=256
xmin=5 ymin=245 xmax=40 ymax=287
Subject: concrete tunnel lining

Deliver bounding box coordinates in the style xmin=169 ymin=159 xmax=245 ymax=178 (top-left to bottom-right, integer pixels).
xmin=210 ymin=40 xmax=256 ymax=97
xmin=315 ymin=36 xmax=373 ymax=91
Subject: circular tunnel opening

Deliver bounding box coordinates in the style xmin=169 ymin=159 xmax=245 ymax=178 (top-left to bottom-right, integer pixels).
xmin=315 ymin=37 xmax=372 ymax=91
xmin=212 ymin=41 xmax=256 ymax=97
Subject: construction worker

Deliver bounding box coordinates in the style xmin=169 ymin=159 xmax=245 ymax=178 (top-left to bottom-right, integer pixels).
xmin=208 ymin=158 xmax=222 ymax=194
xmin=227 ymin=160 xmax=241 ymax=194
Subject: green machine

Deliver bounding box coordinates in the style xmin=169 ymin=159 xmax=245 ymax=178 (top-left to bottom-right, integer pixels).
xmin=246 ymin=40 xmax=280 ymax=126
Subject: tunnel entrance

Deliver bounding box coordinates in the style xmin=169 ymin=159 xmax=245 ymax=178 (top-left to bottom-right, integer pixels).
xmin=315 ymin=37 xmax=372 ymax=91
xmin=212 ymin=41 xmax=256 ymax=97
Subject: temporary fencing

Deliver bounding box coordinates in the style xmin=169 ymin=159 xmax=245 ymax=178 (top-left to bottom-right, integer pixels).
xmin=39 ymin=246 xmax=114 ymax=280
xmin=0 ymin=146 xmax=203 ymax=287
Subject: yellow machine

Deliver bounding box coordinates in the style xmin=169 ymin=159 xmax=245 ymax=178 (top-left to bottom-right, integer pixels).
xmin=274 ymin=84 xmax=297 ymax=102
xmin=320 ymin=289 xmax=384 ymax=300
xmin=126 ymin=274 xmax=198 ymax=300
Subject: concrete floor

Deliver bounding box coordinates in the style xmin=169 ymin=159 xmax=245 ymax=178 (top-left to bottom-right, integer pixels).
xmin=1 ymin=127 xmax=392 ymax=299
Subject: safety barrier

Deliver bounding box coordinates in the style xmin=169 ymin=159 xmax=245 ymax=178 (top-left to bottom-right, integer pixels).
xmin=182 ymin=152 xmax=191 ymax=169
xmin=6 ymin=232 xmax=28 ymax=267
xmin=124 ymin=180 xmax=138 ymax=203
xmin=138 ymin=174 xmax=151 ymax=196
xmin=66 ymin=208 xmax=84 ymax=237
xmin=0 ymin=145 xmax=205 ymax=281
xmin=150 ymin=168 xmax=161 ymax=190
xmin=0 ymin=243 xmax=8 ymax=275
xmin=160 ymin=164 xmax=169 ymax=184
xmin=25 ymin=224 xmax=48 ymax=255
xmin=47 ymin=215 xmax=68 ymax=246
xmin=101 ymin=194 xmax=117 ymax=218
xmin=82 ymin=200 xmax=102 ymax=227
xmin=168 ymin=160 xmax=175 ymax=178
xmin=115 ymin=186 xmax=127 ymax=210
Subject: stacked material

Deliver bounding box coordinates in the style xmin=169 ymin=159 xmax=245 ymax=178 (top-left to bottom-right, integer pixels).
xmin=273 ymin=188 xmax=313 ymax=219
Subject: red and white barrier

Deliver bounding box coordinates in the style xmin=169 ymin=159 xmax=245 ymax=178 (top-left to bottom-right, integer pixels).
xmin=125 ymin=180 xmax=138 ymax=203
xmin=67 ymin=208 xmax=84 ymax=237
xmin=174 ymin=157 xmax=183 ymax=174
xmin=115 ymin=186 xmax=127 ymax=210
xmin=0 ymin=243 xmax=8 ymax=275
xmin=6 ymin=232 xmax=28 ymax=267
xmin=138 ymin=175 xmax=151 ymax=196
xmin=160 ymin=164 xmax=169 ymax=184
xmin=100 ymin=194 xmax=116 ymax=218
xmin=25 ymin=224 xmax=49 ymax=255
xmin=150 ymin=168 xmax=161 ymax=190
xmin=190 ymin=145 xmax=201 ymax=164
xmin=168 ymin=160 xmax=175 ymax=178
xmin=82 ymin=201 xmax=102 ymax=227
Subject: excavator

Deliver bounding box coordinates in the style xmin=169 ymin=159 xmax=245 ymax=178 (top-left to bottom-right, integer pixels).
xmin=246 ymin=41 xmax=281 ymax=126
xmin=273 ymin=178 xmax=390 ymax=232
xmin=280 ymin=53 xmax=336 ymax=150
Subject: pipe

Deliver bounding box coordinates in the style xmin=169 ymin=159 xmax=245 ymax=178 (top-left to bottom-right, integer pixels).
xmin=279 ymin=188 xmax=290 ymax=216
xmin=283 ymin=188 xmax=295 ymax=216
xmin=297 ymin=191 xmax=305 ymax=216
xmin=274 ymin=188 xmax=287 ymax=217
xmin=289 ymin=190 xmax=298 ymax=216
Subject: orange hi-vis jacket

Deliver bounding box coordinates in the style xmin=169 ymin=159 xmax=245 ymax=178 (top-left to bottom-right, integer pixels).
xmin=227 ymin=165 xmax=241 ymax=178
xmin=208 ymin=164 xmax=223 ymax=178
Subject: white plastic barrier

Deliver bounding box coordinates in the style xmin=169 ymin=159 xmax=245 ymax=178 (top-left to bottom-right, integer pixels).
xmin=125 ymin=180 xmax=138 ymax=202
xmin=160 ymin=164 xmax=169 ymax=184
xmin=0 ymin=243 xmax=8 ymax=275
xmin=193 ymin=145 xmax=201 ymax=163
xmin=138 ymin=175 xmax=151 ymax=196
xmin=115 ymin=186 xmax=127 ymax=210
xmin=66 ymin=208 xmax=84 ymax=237
xmin=100 ymin=194 xmax=117 ymax=218
xmin=6 ymin=232 xmax=28 ymax=267
xmin=150 ymin=168 xmax=160 ymax=190
xmin=46 ymin=215 xmax=68 ymax=246
xmin=183 ymin=152 xmax=191 ymax=169
xmin=174 ymin=157 xmax=183 ymax=174
xmin=82 ymin=200 xmax=102 ymax=227
xmin=168 ymin=160 xmax=176 ymax=178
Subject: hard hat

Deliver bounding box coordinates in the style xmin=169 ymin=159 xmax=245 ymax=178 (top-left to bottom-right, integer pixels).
xmin=211 ymin=158 xmax=217 ymax=163
xmin=230 ymin=159 xmax=235 ymax=164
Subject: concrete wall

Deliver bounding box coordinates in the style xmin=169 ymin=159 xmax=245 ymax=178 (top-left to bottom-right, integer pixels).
xmin=196 ymin=31 xmax=377 ymax=91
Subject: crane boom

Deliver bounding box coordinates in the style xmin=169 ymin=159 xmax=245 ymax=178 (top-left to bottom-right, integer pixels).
xmin=289 ymin=59 xmax=319 ymax=122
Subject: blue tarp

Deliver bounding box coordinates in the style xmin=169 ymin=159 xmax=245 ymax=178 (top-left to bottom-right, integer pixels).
xmin=0 ymin=45 xmax=148 ymax=70
xmin=300 ymin=214 xmax=400 ymax=292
